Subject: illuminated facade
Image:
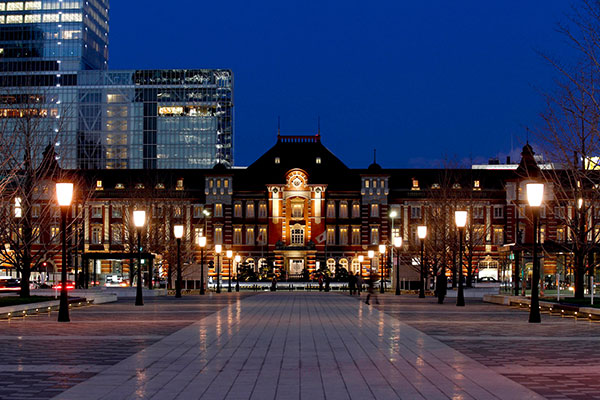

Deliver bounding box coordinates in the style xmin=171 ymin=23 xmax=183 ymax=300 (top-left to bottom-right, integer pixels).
xmin=0 ymin=1 xmax=234 ymax=169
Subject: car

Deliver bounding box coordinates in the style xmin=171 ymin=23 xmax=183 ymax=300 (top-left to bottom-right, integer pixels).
xmin=0 ymin=277 xmax=20 ymax=292
xmin=52 ymin=281 xmax=75 ymax=290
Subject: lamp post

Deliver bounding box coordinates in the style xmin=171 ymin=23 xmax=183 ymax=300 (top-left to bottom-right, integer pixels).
xmin=389 ymin=210 xmax=397 ymax=294
xmin=455 ymin=210 xmax=467 ymax=307
xmin=368 ymin=250 xmax=375 ymax=283
xmin=527 ymin=183 xmax=544 ymax=323
xmin=198 ymin=236 xmax=207 ymax=295
xmin=215 ymin=244 xmax=222 ymax=293
xmin=226 ymin=250 xmax=233 ymax=292
xmin=379 ymin=244 xmax=386 ymax=294
xmin=418 ymin=225 xmax=427 ymax=298
xmin=174 ymin=225 xmax=184 ymax=298
xmin=358 ymin=254 xmax=364 ymax=277
xmin=133 ymin=210 xmax=145 ymax=306
xmin=56 ymin=183 xmax=73 ymax=322
xmin=235 ymin=254 xmax=241 ymax=292
xmin=394 ymin=236 xmax=402 ymax=295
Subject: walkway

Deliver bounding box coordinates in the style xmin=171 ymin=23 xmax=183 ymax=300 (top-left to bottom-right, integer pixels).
xmin=55 ymin=293 xmax=540 ymax=400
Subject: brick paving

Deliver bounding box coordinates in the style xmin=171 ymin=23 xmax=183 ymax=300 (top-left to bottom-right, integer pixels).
xmin=0 ymin=291 xmax=598 ymax=399
xmin=369 ymin=293 xmax=600 ymax=400
xmin=0 ymin=293 xmax=251 ymax=400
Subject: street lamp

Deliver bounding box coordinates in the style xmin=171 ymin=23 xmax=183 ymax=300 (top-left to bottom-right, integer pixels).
xmin=455 ymin=210 xmax=468 ymax=307
xmin=174 ymin=225 xmax=184 ymax=298
xmin=215 ymin=244 xmax=222 ymax=293
xmin=226 ymin=250 xmax=233 ymax=292
xmin=133 ymin=210 xmax=146 ymax=306
xmin=394 ymin=236 xmax=402 ymax=295
xmin=379 ymin=244 xmax=386 ymax=294
xmin=368 ymin=250 xmax=375 ymax=280
xmin=198 ymin=236 xmax=207 ymax=295
xmin=418 ymin=225 xmax=427 ymax=298
xmin=527 ymin=183 xmax=544 ymax=323
xmin=235 ymin=254 xmax=241 ymax=292
xmin=358 ymin=254 xmax=364 ymax=277
xmin=56 ymin=182 xmax=73 ymax=322
xmin=389 ymin=210 xmax=398 ymax=294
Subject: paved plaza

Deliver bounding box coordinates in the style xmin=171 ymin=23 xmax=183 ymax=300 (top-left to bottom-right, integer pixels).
xmin=0 ymin=292 xmax=598 ymax=399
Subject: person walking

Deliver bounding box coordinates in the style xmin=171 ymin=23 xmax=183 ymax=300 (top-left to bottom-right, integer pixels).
xmin=325 ymin=274 xmax=331 ymax=292
xmin=318 ymin=274 xmax=324 ymax=292
xmin=348 ymin=272 xmax=356 ymax=295
xmin=436 ymin=272 xmax=447 ymax=304
xmin=356 ymin=272 xmax=363 ymax=296
xmin=365 ymin=271 xmax=379 ymax=305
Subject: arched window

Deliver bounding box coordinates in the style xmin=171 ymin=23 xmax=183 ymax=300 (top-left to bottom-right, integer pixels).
xmin=339 ymin=258 xmax=348 ymax=272
xmin=326 ymin=258 xmax=336 ymax=271
xmin=245 ymin=258 xmax=255 ymax=272
xmin=351 ymin=258 xmax=361 ymax=274
xmin=258 ymin=258 xmax=268 ymax=271
xmin=290 ymin=224 xmax=304 ymax=245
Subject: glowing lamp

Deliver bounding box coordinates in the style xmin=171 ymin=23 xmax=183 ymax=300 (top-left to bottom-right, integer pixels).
xmin=55 ymin=183 xmax=73 ymax=207
xmin=379 ymin=244 xmax=386 ymax=254
xmin=235 ymin=255 xmax=241 ymax=263
xmin=133 ymin=210 xmax=146 ymax=228
xmin=226 ymin=250 xmax=233 ymax=259
xmin=198 ymin=236 xmax=207 ymax=247
xmin=417 ymin=225 xmax=427 ymax=239
xmin=358 ymin=255 xmax=364 ymax=263
xmin=215 ymin=244 xmax=222 ymax=254
xmin=526 ymin=183 xmax=544 ymax=207
xmin=173 ymin=225 xmax=184 ymax=239
xmin=455 ymin=211 xmax=468 ymax=228
xmin=394 ymin=236 xmax=402 ymax=248
xmin=368 ymin=250 xmax=375 ymax=259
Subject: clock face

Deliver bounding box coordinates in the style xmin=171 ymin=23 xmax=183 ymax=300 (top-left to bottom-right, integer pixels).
xmin=292 ymin=177 xmax=302 ymax=187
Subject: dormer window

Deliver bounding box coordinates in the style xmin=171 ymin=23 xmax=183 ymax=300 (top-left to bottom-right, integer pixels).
xmin=176 ymin=179 xmax=184 ymax=190
xmin=275 ymin=157 xmax=280 ymax=164
xmin=115 ymin=183 xmax=125 ymax=189
xmin=431 ymin=183 xmax=440 ymax=189
xmin=96 ymin=180 xmax=103 ymax=190
xmin=473 ymin=180 xmax=481 ymax=191
xmin=135 ymin=183 xmax=145 ymax=189
xmin=316 ymin=157 xmax=321 ymax=164
xmin=155 ymin=183 xmax=165 ymax=190
xmin=365 ymin=180 xmax=370 ymax=188
xmin=412 ymin=179 xmax=419 ymax=191
xmin=452 ymin=183 xmax=461 ymax=189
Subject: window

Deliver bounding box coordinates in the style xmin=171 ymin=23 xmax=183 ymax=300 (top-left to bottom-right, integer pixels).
xmin=327 ymin=202 xmax=336 ymax=218
xmin=370 ymin=227 xmax=379 ymax=245
xmin=411 ymin=226 xmax=419 ymax=244
xmin=352 ymin=226 xmax=361 ymax=245
xmin=32 ymin=204 xmax=40 ymax=218
xmin=327 ymin=258 xmax=336 ymax=271
xmin=233 ymin=227 xmax=242 ymax=245
xmin=411 ymin=206 xmax=421 ymax=219
xmin=352 ymin=202 xmax=360 ymax=218
xmin=173 ymin=206 xmax=182 ymax=218
xmin=194 ymin=227 xmax=204 ymax=245
xmin=473 ymin=225 xmax=485 ymax=243
xmin=214 ymin=226 xmax=223 ymax=244
xmin=115 ymin=183 xmax=125 ymax=189
xmin=155 ymin=183 xmax=165 ymax=190
xmin=112 ymin=206 xmax=122 ymax=218
xmin=339 ymin=258 xmax=349 ymax=272
xmin=291 ymin=225 xmax=304 ymax=245
xmin=556 ymin=226 xmax=566 ymax=242
xmin=135 ymin=183 xmax=145 ymax=189
xmin=473 ymin=206 xmax=484 ymax=219
xmin=246 ymin=227 xmax=255 ymax=245
xmin=370 ymin=204 xmax=379 ymax=217
xmin=412 ymin=179 xmax=419 ymax=191
xmin=91 ymin=226 xmax=102 ymax=245
xmin=193 ymin=205 xmax=203 ymax=218
xmin=154 ymin=206 xmax=164 ymax=218
xmin=176 ymin=179 xmax=184 ymax=190
xmin=539 ymin=225 xmax=546 ymax=243
xmin=91 ymin=206 xmax=102 ymax=218
xmin=392 ymin=227 xmax=401 ymax=241
xmin=339 ymin=226 xmax=348 ymax=245
xmin=327 ymin=227 xmax=336 ymax=245
xmin=292 ymin=203 xmax=303 ymax=218
xmin=493 ymin=227 xmax=503 ymax=245
xmin=365 ymin=180 xmax=370 ymax=188
xmin=258 ymin=202 xmax=267 ymax=218
xmin=234 ymin=203 xmax=242 ymax=218
xmin=351 ymin=258 xmax=361 ymax=274
xmin=258 ymin=226 xmax=267 ymax=245
xmin=473 ymin=180 xmax=481 ymax=190
xmin=316 ymin=157 xmax=321 ymax=164
xmin=493 ymin=205 xmax=504 ymax=219
xmin=554 ymin=207 xmax=565 ymax=219
xmin=214 ymin=204 xmax=223 ymax=217
xmin=246 ymin=202 xmax=255 ymax=218
xmin=96 ymin=180 xmax=103 ymax=190
xmin=112 ymin=226 xmax=122 ymax=244
xmin=275 ymin=157 xmax=280 ymax=164
xmin=339 ymin=202 xmax=348 ymax=218
xmin=540 ymin=206 xmax=546 ymax=219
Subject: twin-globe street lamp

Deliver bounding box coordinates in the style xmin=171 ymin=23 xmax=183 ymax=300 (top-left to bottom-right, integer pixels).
xmin=174 ymin=225 xmax=184 ymax=298
xmin=235 ymin=254 xmax=241 ymax=292
xmin=226 ymin=250 xmax=233 ymax=292
xmin=367 ymin=250 xmax=375 ymax=279
xmin=378 ymin=244 xmax=386 ymax=294
xmin=527 ymin=183 xmax=544 ymax=323
xmin=394 ymin=236 xmax=402 ymax=295
xmin=215 ymin=244 xmax=222 ymax=293
xmin=133 ymin=210 xmax=145 ymax=306
xmin=198 ymin=236 xmax=207 ymax=295
xmin=455 ymin=210 xmax=467 ymax=307
xmin=56 ymin=182 xmax=73 ymax=323
xmin=417 ymin=225 xmax=427 ymax=298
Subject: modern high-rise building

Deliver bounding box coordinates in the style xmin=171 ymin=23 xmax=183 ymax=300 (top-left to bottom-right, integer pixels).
xmin=0 ymin=1 xmax=234 ymax=169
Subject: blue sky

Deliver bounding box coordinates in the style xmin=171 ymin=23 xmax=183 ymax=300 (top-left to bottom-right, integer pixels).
xmin=109 ymin=1 xmax=574 ymax=167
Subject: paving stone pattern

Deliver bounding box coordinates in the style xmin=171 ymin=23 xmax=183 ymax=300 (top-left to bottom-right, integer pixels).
xmin=0 ymin=294 xmax=250 ymax=400
xmin=57 ymin=293 xmax=542 ymax=400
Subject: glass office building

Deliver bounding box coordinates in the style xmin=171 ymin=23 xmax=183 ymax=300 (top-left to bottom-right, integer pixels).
xmin=0 ymin=1 xmax=234 ymax=169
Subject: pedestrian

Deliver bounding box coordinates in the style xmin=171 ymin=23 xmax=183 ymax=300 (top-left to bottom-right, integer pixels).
xmin=318 ymin=274 xmax=324 ymax=291
xmin=436 ymin=273 xmax=447 ymax=304
xmin=271 ymin=276 xmax=277 ymax=292
xmin=348 ymin=272 xmax=356 ymax=295
xmin=356 ymin=272 xmax=363 ymax=295
xmin=365 ymin=271 xmax=379 ymax=305
xmin=325 ymin=274 xmax=331 ymax=292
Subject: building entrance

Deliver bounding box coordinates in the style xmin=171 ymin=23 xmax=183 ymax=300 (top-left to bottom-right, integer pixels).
xmin=289 ymin=259 xmax=304 ymax=275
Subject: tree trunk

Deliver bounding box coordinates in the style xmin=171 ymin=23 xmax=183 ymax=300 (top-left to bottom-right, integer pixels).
xmin=574 ymin=251 xmax=585 ymax=299
xmin=466 ymin=256 xmax=473 ymax=288
xmin=452 ymin=249 xmax=457 ymax=288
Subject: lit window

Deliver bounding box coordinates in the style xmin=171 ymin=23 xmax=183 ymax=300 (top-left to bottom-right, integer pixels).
xmin=115 ymin=183 xmax=124 ymax=189
xmin=7 ymin=15 xmax=23 ymax=24
xmin=91 ymin=206 xmax=102 ymax=218
xmin=214 ymin=226 xmax=223 ymax=244
xmin=365 ymin=180 xmax=370 ymax=188
xmin=176 ymin=179 xmax=184 ymax=190
xmin=25 ymin=1 xmax=41 ymax=10
xmin=112 ymin=226 xmax=122 ymax=244
xmin=292 ymin=203 xmax=303 ymax=219
xmin=246 ymin=227 xmax=255 ymax=245
xmin=51 ymin=226 xmax=60 ymax=243
xmin=352 ymin=202 xmax=360 ymax=218
xmin=135 ymin=183 xmax=144 ymax=189
xmin=42 ymin=13 xmax=59 ymax=23
xmin=411 ymin=206 xmax=421 ymax=219
xmin=155 ymin=183 xmax=165 ymax=190
xmin=7 ymin=2 xmax=24 ymax=11
xmin=258 ymin=202 xmax=267 ymax=218
xmin=327 ymin=202 xmax=336 ymax=218
xmin=474 ymin=180 xmax=481 ymax=190
xmin=493 ymin=227 xmax=503 ymax=245
xmin=291 ymin=225 xmax=304 ymax=245
xmin=352 ymin=226 xmax=361 ymax=245
xmin=327 ymin=227 xmax=336 ymax=245
xmin=339 ymin=226 xmax=348 ymax=245
xmin=246 ymin=202 xmax=255 ymax=218
xmin=327 ymin=258 xmax=336 ymax=271
xmin=173 ymin=206 xmax=182 ymax=218
xmin=234 ymin=203 xmax=242 ymax=218
xmin=275 ymin=157 xmax=280 ymax=164
xmin=316 ymin=157 xmax=321 ymax=164
xmin=96 ymin=180 xmax=103 ymax=190
xmin=214 ymin=204 xmax=223 ymax=217
xmin=61 ymin=12 xmax=82 ymax=22
xmin=493 ymin=206 xmax=504 ymax=219
xmin=258 ymin=227 xmax=267 ymax=245
xmin=339 ymin=202 xmax=348 ymax=218
xmin=194 ymin=227 xmax=203 ymax=244
xmin=24 ymin=14 xmax=41 ymax=23
xmin=91 ymin=226 xmax=102 ymax=245
xmin=233 ymin=227 xmax=242 ymax=245
xmin=370 ymin=204 xmax=379 ymax=217
xmin=412 ymin=179 xmax=419 ymax=191
xmin=370 ymin=227 xmax=379 ymax=245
